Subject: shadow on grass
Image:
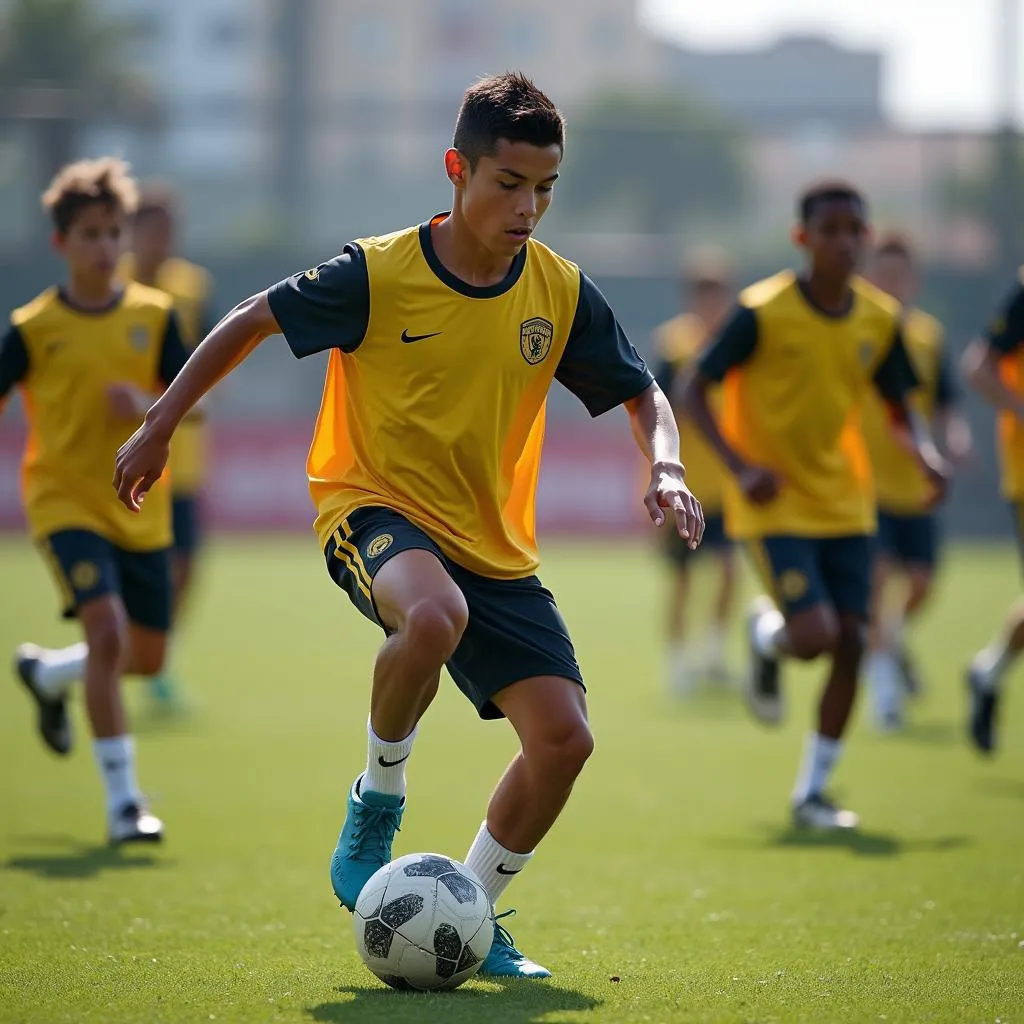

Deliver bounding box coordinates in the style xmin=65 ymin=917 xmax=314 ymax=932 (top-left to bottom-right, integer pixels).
xmin=5 ymin=834 xmax=167 ymax=879
xmin=712 ymin=828 xmax=971 ymax=858
xmin=307 ymin=979 xmax=601 ymax=1023
xmin=976 ymin=777 xmax=1024 ymax=801
xmin=896 ymin=720 xmax=959 ymax=746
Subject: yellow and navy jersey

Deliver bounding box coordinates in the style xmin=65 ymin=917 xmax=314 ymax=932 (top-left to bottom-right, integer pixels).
xmin=0 ymin=284 xmax=188 ymax=549
xmin=861 ymin=307 xmax=955 ymax=514
xmin=267 ymin=213 xmax=653 ymax=578
xmin=698 ymin=270 xmax=916 ymax=540
xmin=119 ymin=254 xmax=213 ymax=495
xmin=983 ymin=268 xmax=1024 ymax=500
xmin=653 ymin=312 xmax=728 ymax=514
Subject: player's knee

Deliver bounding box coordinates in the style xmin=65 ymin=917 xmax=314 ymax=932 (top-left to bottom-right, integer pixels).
xmin=906 ymin=571 xmax=932 ymax=610
xmin=403 ymin=593 xmax=468 ymax=664
xmin=132 ymin=638 xmax=167 ymax=677
xmin=788 ymin=618 xmax=840 ymax=660
xmin=532 ymin=717 xmax=594 ymax=782
xmin=84 ymin=613 xmax=129 ymax=671
xmin=837 ymin=620 xmax=867 ymax=661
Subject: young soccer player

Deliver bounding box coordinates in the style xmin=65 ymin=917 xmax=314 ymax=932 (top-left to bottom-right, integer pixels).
xmin=961 ymin=267 xmax=1024 ymax=753
xmin=652 ymin=254 xmax=736 ymax=694
xmin=112 ymin=74 xmax=703 ymax=976
xmin=2 ymin=158 xmax=188 ymax=842
xmin=861 ymin=233 xmax=971 ymax=729
xmin=121 ymin=185 xmax=214 ymax=708
xmin=683 ymin=182 xmax=948 ymax=829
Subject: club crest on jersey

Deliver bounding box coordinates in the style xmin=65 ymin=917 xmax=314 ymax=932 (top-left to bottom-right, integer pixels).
xmin=366 ymin=533 xmax=393 ymax=559
xmin=130 ymin=326 xmax=149 ymax=352
xmin=304 ymin=266 xmax=321 ymax=282
xmin=520 ymin=317 xmax=554 ymax=365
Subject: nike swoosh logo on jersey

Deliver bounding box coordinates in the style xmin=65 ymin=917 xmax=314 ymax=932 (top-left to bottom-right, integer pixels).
xmin=495 ymin=864 xmax=521 ymax=875
xmin=378 ymin=753 xmax=410 ymax=768
xmin=401 ymin=329 xmax=442 ymax=343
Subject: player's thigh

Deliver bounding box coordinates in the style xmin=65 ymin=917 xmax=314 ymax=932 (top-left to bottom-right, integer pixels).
xmin=819 ymin=535 xmax=873 ymax=623
xmin=323 ymin=506 xmax=464 ymax=633
xmin=114 ymin=546 xmax=171 ymax=674
xmin=492 ymin=674 xmax=592 ymax=764
xmin=77 ymin=593 xmax=131 ymax=671
xmin=445 ymin=568 xmax=584 ymax=721
xmin=37 ymin=529 xmax=120 ymax=621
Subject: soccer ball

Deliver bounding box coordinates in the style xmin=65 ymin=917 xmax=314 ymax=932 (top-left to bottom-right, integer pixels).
xmin=353 ymin=852 xmax=494 ymax=991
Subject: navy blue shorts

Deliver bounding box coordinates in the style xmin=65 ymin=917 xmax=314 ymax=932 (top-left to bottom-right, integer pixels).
xmin=38 ymin=529 xmax=172 ymax=631
xmin=876 ymin=510 xmax=939 ymax=569
xmin=747 ymin=534 xmax=873 ymax=620
xmin=324 ymin=507 xmax=584 ymax=720
xmin=171 ymin=495 xmax=203 ymax=556
xmin=663 ymin=512 xmax=731 ymax=566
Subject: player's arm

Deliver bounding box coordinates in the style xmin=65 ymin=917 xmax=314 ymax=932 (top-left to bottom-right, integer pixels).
xmin=961 ymin=283 xmax=1024 ymax=418
xmin=115 ymin=249 xmax=369 ymax=511
xmin=874 ymin=324 xmax=950 ymax=503
xmin=681 ymin=305 xmax=780 ymax=505
xmin=933 ymin=340 xmax=973 ymax=463
xmin=0 ymin=323 xmax=30 ymax=416
xmin=555 ymin=273 xmax=703 ymax=545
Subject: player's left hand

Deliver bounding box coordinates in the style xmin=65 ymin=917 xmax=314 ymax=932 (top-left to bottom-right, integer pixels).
xmin=918 ymin=443 xmax=952 ymax=507
xmin=645 ymin=460 xmax=704 ymax=549
xmin=113 ymin=417 xmax=171 ymax=513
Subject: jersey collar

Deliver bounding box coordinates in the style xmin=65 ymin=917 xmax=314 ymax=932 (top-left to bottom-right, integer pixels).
xmin=57 ymin=285 xmax=125 ymax=316
xmin=418 ymin=213 xmax=527 ymax=299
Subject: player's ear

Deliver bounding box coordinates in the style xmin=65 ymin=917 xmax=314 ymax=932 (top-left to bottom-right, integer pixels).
xmin=445 ymin=148 xmax=467 ymax=189
xmin=791 ymin=222 xmax=808 ymax=249
xmin=51 ymin=230 xmax=67 ymax=256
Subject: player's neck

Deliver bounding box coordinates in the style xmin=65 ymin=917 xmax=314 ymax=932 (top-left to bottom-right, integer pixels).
xmin=63 ymin=273 xmax=118 ymax=310
xmin=133 ymin=259 xmax=162 ymax=286
xmin=430 ymin=214 xmax=515 ymax=288
xmin=799 ymin=271 xmax=853 ymax=317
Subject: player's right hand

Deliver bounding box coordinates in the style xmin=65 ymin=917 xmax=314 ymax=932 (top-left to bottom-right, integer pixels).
xmin=737 ymin=463 xmax=781 ymax=505
xmin=113 ymin=418 xmax=171 ymax=513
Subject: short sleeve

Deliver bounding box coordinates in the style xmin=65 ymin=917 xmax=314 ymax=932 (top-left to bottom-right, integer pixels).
xmin=873 ymin=325 xmax=919 ymax=403
xmin=697 ymin=305 xmax=758 ymax=381
xmin=157 ymin=311 xmax=190 ymax=387
xmin=984 ymin=282 xmax=1024 ymax=355
xmin=0 ymin=324 xmax=30 ymax=400
xmin=934 ymin=343 xmax=957 ymax=410
xmin=554 ymin=273 xmax=654 ymax=417
xmin=267 ymin=244 xmax=370 ymax=359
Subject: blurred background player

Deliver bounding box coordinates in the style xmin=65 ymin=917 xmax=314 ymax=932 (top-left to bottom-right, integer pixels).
xmin=961 ymin=267 xmax=1024 ymax=754
xmin=860 ymin=232 xmax=972 ymax=730
xmin=684 ymin=181 xmax=949 ymax=830
xmin=120 ymin=185 xmax=214 ymax=710
xmin=0 ymin=158 xmax=188 ymax=843
xmin=652 ymin=250 xmax=737 ymax=695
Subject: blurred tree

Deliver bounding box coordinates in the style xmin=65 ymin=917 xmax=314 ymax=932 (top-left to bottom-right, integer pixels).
xmin=0 ymin=0 xmax=159 ymax=189
xmin=557 ymin=90 xmax=750 ymax=235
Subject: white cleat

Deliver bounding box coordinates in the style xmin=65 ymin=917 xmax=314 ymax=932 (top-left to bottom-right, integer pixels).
xmin=792 ymin=794 xmax=859 ymax=831
xmin=746 ymin=596 xmax=784 ymax=725
xmin=109 ymin=803 xmax=164 ymax=846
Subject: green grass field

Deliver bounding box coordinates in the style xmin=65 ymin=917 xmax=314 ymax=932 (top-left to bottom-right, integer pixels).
xmin=0 ymin=537 xmax=1022 ymax=1024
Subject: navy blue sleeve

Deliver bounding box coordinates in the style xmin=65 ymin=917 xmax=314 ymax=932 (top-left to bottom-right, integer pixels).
xmin=555 ymin=273 xmax=654 ymax=417
xmin=934 ymin=343 xmax=957 ymax=410
xmin=697 ymin=305 xmax=758 ymax=381
xmin=873 ymin=325 xmax=919 ymax=403
xmin=157 ymin=311 xmax=190 ymax=387
xmin=985 ymin=283 xmax=1024 ymax=355
xmin=0 ymin=324 xmax=29 ymax=400
xmin=266 ymin=244 xmax=370 ymax=358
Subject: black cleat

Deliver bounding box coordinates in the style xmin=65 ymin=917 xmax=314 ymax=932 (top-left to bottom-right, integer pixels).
xmin=898 ymin=646 xmax=924 ymax=700
xmin=109 ymin=803 xmax=164 ymax=846
xmin=745 ymin=597 xmax=784 ymax=725
xmin=967 ymin=665 xmax=999 ymax=755
xmin=13 ymin=644 xmax=72 ymax=756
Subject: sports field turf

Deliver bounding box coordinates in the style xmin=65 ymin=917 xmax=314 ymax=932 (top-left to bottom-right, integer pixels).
xmin=0 ymin=537 xmax=1022 ymax=1023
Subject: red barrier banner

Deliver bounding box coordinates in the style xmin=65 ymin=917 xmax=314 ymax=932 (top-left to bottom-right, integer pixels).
xmin=0 ymin=421 xmax=648 ymax=535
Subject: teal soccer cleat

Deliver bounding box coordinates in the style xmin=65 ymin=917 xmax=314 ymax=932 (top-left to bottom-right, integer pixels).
xmin=479 ymin=910 xmax=552 ymax=979
xmin=330 ymin=776 xmax=404 ymax=911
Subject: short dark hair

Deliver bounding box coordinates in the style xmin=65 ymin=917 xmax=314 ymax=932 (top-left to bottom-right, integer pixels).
xmin=41 ymin=156 xmax=138 ymax=234
xmin=798 ymin=179 xmax=866 ymax=223
xmin=453 ymin=72 xmax=565 ymax=169
xmin=875 ymin=230 xmax=914 ymax=262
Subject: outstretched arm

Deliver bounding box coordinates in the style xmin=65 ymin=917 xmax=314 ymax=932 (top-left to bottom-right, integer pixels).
xmin=624 ymin=382 xmax=704 ymax=547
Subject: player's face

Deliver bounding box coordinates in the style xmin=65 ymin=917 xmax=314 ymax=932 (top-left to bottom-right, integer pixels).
xmin=800 ymin=199 xmax=868 ymax=281
xmin=453 ymin=139 xmax=562 ymax=257
xmin=869 ymin=252 xmax=916 ymax=305
xmin=689 ymin=279 xmax=732 ymax=328
xmin=54 ymin=202 xmax=124 ymax=281
xmin=132 ymin=209 xmax=173 ymax=267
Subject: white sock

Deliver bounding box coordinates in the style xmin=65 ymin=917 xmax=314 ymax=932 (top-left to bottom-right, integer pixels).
xmin=866 ymin=651 xmax=902 ymax=725
xmin=973 ymin=641 xmax=1014 ymax=692
xmin=32 ymin=642 xmax=87 ymax=698
xmin=667 ymin=641 xmax=693 ymax=695
xmin=705 ymin=623 xmax=727 ymax=672
xmin=792 ymin=733 xmax=842 ymax=803
xmin=362 ymin=717 xmax=416 ymax=797
xmin=754 ymin=607 xmax=786 ymax=658
xmin=464 ymin=821 xmax=533 ymax=907
xmin=92 ymin=735 xmax=143 ymax=816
